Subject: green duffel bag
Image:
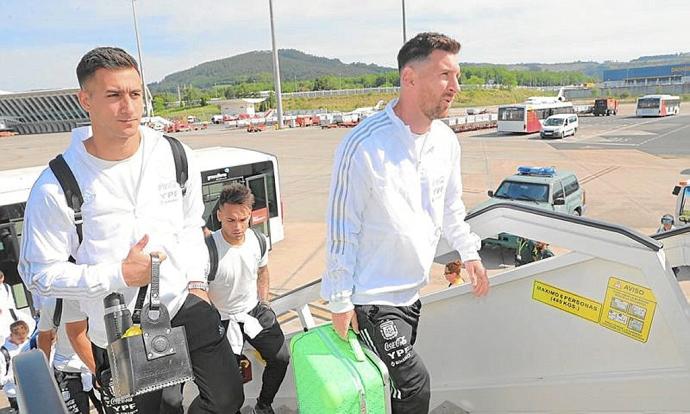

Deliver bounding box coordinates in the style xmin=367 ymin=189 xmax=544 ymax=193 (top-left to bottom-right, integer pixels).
xmin=290 ymin=323 xmax=391 ymax=414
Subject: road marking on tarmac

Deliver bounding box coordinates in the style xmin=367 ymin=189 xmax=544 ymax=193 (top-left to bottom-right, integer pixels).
xmin=583 ymin=123 xmax=690 ymax=147
xmin=568 ymin=116 xmax=679 ymax=144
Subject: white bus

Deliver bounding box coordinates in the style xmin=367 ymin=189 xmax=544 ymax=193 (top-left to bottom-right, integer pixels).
xmin=635 ymin=94 xmax=681 ymax=117
xmin=0 ymin=146 xmax=283 ymax=313
xmin=497 ymin=98 xmax=574 ymax=133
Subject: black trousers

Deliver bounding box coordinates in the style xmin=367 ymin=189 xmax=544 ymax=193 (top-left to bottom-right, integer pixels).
xmin=53 ymin=369 xmax=90 ymax=414
xmin=7 ymin=396 xmax=17 ymax=411
xmin=93 ymin=293 xmax=244 ymax=414
xmin=222 ymin=302 xmax=290 ymax=406
xmin=355 ymin=300 xmax=431 ymax=414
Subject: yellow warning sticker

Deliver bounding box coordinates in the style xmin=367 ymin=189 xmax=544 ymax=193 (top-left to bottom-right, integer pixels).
xmin=599 ymin=277 xmax=656 ymax=343
xmin=532 ymin=281 xmax=602 ymax=323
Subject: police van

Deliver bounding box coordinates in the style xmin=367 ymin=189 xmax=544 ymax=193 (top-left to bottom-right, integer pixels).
xmin=471 ymin=166 xmax=586 ymax=247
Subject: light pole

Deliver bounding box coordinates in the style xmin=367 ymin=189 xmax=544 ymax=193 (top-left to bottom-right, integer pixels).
xmin=130 ymin=0 xmax=151 ymax=117
xmin=401 ymin=0 xmax=407 ymax=44
xmin=268 ymin=0 xmax=284 ymax=128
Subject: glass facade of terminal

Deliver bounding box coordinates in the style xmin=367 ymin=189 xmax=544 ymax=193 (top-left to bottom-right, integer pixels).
xmin=0 ymin=89 xmax=89 ymax=135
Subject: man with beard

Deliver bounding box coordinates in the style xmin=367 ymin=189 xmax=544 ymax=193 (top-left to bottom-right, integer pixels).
xmin=321 ymin=32 xmax=490 ymax=413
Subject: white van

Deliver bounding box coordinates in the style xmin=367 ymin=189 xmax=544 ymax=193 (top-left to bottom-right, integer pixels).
xmin=540 ymin=114 xmax=578 ymax=139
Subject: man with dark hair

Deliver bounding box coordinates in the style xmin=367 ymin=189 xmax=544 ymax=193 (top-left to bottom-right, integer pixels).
xmin=19 ymin=46 xmax=243 ymax=413
xmin=322 ymin=32 xmax=490 ymax=413
xmin=207 ymin=183 xmax=289 ymax=414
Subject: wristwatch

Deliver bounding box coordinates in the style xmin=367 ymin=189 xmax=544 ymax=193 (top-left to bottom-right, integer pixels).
xmin=187 ymin=281 xmax=209 ymax=291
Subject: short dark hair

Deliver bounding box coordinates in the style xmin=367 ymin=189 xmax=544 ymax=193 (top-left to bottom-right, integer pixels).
xmin=10 ymin=320 xmax=29 ymax=333
xmin=218 ymin=182 xmax=255 ymax=210
xmin=397 ymin=32 xmax=461 ymax=71
xmin=76 ymin=47 xmax=140 ymax=88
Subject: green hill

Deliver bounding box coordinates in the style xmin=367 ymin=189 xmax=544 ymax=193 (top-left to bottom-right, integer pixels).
xmin=150 ymin=50 xmax=690 ymax=93
xmin=149 ymin=49 xmax=393 ymax=92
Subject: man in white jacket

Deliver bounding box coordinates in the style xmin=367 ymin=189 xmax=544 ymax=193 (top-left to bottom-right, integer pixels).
xmin=19 ymin=47 xmax=243 ymax=414
xmin=322 ymin=32 xmax=490 ymax=413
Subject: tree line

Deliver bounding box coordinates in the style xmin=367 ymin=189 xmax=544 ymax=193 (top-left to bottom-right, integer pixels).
xmin=152 ymin=66 xmax=596 ymax=111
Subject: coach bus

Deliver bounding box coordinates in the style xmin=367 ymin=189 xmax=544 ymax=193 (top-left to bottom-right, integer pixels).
xmin=0 ymin=146 xmax=283 ymax=314
xmin=497 ymin=98 xmax=574 ymax=133
xmin=635 ymin=94 xmax=681 ymax=117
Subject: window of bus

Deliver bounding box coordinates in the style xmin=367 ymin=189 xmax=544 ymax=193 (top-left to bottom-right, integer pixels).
xmin=498 ymin=107 xmax=524 ymax=121
xmin=0 ymin=203 xmax=32 ymax=311
xmin=667 ymin=99 xmax=681 ymax=110
xmin=554 ymin=106 xmax=574 ymax=115
xmin=637 ymin=98 xmax=660 ymax=109
xmin=202 ymin=179 xmax=242 ymax=231
xmin=265 ymin=173 xmax=278 ymax=218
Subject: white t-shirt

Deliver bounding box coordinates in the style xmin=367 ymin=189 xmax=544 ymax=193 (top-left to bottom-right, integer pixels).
xmin=38 ymin=298 xmax=89 ymax=373
xmin=208 ymin=229 xmax=268 ymax=319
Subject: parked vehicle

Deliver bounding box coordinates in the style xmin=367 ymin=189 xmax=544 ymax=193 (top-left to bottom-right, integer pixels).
xmin=498 ymin=98 xmax=574 ymax=133
xmin=593 ymin=98 xmax=619 ymax=116
xmin=540 ymin=114 xmax=578 ymax=139
xmin=0 ymin=146 xmax=285 ymax=315
xmin=636 ymin=94 xmax=681 ymax=117
xmin=471 ymin=166 xmax=586 ymax=248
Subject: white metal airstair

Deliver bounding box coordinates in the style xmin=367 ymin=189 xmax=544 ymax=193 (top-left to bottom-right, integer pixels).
xmin=14 ymin=203 xmax=690 ymax=413
xmin=244 ymin=203 xmax=690 ymax=413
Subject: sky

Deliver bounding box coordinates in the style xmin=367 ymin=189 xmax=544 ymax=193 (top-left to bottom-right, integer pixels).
xmin=1 ymin=0 xmax=689 ymax=92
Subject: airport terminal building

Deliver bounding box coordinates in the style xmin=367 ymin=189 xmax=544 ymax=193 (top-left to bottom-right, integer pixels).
xmin=603 ymin=64 xmax=690 ymax=87
xmin=0 ymin=89 xmax=88 ymax=135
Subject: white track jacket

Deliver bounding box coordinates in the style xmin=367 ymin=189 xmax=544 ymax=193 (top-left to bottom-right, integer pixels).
xmin=322 ymin=100 xmax=481 ymax=313
xmin=19 ymin=126 xmax=207 ymax=347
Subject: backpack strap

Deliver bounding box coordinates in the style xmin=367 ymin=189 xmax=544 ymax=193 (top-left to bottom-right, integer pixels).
xmin=52 ymin=298 xmax=63 ymax=328
xmin=163 ymin=135 xmax=188 ymax=196
xmin=1 ymin=346 xmax=9 ymax=373
xmin=48 ymin=155 xmax=84 ymax=244
xmin=251 ymin=228 xmax=267 ymax=259
xmin=205 ymin=234 xmax=219 ymax=282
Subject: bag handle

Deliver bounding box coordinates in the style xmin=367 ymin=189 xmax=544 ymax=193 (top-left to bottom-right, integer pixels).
xmin=348 ymin=330 xmax=365 ymax=362
xmin=149 ymin=253 xmax=161 ymax=315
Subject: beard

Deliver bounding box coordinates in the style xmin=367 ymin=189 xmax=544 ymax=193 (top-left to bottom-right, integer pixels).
xmin=422 ymin=94 xmax=455 ymax=120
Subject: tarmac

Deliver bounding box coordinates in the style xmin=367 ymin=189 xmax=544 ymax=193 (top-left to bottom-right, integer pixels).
xmin=2 ymin=102 xmax=689 ymax=299
xmin=1 ymin=102 xmax=689 ymax=411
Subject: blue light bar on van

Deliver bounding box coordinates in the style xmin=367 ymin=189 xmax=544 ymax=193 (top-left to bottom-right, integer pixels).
xmin=517 ymin=166 xmax=556 ymax=176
